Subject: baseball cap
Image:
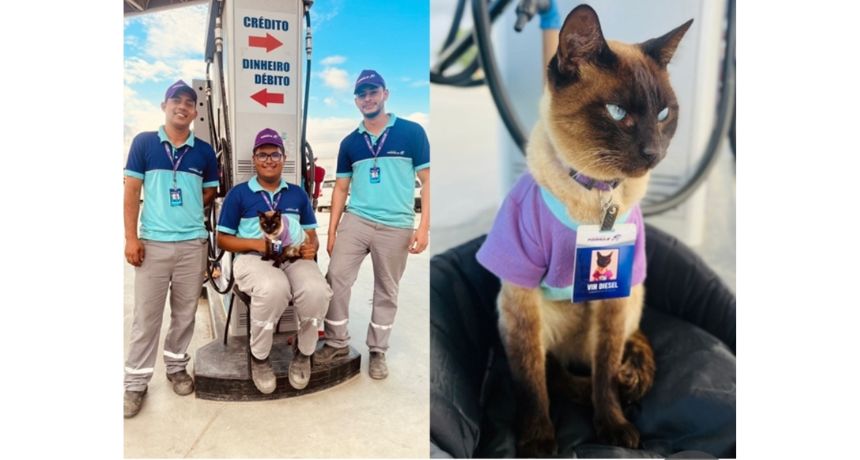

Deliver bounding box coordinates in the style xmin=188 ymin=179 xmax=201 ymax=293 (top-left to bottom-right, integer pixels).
xmin=164 ymin=80 xmax=197 ymax=102
xmin=353 ymin=69 xmax=386 ymax=94
xmin=254 ymin=128 xmax=285 ymax=151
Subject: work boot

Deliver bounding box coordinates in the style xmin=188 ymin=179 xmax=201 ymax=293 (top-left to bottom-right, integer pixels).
xmin=124 ymin=388 xmax=147 ymax=418
xmin=314 ymin=344 xmax=349 ymax=364
xmin=166 ymin=370 xmax=195 ymax=396
xmin=250 ymin=355 xmax=276 ymax=394
xmin=289 ymin=352 xmax=311 ymax=390
xmin=369 ymin=351 xmax=388 ymax=380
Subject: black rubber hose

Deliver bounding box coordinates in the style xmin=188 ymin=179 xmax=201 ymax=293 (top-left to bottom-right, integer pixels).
xmin=471 ymin=0 xmax=528 ymax=151
xmin=429 ymin=57 xmax=485 ymax=86
xmin=641 ymin=0 xmax=735 ymax=216
xmin=442 ymin=0 xmax=467 ymax=49
xmin=301 ymin=8 xmax=314 ymax=198
xmin=433 ymin=0 xmax=512 ymax=75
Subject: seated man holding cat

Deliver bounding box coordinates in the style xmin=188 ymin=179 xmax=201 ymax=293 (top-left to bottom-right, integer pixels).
xmin=216 ymin=128 xmax=332 ymax=393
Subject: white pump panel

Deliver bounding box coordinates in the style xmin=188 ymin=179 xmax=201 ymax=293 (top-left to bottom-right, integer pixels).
xmin=223 ymin=0 xmax=304 ymax=185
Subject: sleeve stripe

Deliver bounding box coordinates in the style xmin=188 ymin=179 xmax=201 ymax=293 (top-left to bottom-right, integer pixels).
xmin=216 ymin=225 xmax=237 ymax=235
xmin=124 ymin=170 xmax=145 ymax=179
xmin=414 ymin=162 xmax=430 ymax=171
xmin=203 ymin=181 xmax=220 ymax=188
xmin=336 ymin=172 xmax=353 ymax=178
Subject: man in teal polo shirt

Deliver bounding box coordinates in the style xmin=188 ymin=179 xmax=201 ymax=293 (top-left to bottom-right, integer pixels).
xmin=316 ymin=70 xmax=430 ymax=379
xmin=216 ymin=128 xmax=331 ymax=394
xmin=123 ymin=80 xmax=219 ymax=418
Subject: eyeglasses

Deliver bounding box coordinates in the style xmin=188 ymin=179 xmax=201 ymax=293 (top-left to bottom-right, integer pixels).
xmin=254 ymin=152 xmax=284 ymax=161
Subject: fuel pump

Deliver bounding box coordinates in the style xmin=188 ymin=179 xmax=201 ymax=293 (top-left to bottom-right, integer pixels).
xmin=192 ymin=0 xmax=359 ymax=400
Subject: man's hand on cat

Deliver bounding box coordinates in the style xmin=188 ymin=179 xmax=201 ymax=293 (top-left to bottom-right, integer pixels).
xmin=408 ymin=227 xmax=429 ymax=254
xmin=300 ymin=240 xmax=317 ymax=260
xmin=125 ymin=238 xmax=145 ymax=266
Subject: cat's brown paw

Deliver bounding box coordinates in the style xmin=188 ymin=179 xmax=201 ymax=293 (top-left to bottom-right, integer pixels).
xmin=617 ymin=366 xmax=649 ymax=404
xmin=517 ymin=430 xmax=557 ymax=458
xmin=595 ymin=417 xmax=640 ymax=449
xmin=517 ymin=416 xmax=557 ymax=457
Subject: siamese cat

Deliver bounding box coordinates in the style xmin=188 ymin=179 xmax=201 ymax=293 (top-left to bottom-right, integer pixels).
xmin=475 ymin=5 xmax=692 ymax=456
xmin=258 ymin=210 xmax=302 ymax=267
xmin=592 ymin=251 xmax=615 ymax=281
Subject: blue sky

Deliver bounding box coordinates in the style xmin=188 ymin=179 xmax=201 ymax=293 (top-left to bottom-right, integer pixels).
xmin=124 ymin=0 xmax=429 ymax=162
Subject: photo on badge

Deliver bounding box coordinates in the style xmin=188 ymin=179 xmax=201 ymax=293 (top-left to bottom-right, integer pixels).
xmin=123 ymin=1 xmax=430 ymax=457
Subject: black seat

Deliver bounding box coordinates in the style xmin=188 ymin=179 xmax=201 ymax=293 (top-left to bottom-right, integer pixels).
xmin=430 ymin=224 xmax=736 ymax=458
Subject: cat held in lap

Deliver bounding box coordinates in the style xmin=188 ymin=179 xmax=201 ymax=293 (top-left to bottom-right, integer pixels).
xmin=475 ymin=5 xmax=692 ymax=456
xmin=258 ymin=210 xmax=302 ymax=267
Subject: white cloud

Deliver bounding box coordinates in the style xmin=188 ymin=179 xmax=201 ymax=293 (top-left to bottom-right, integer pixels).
xmin=306 ymin=117 xmax=359 ymax=161
xmin=124 ymin=86 xmax=165 ymax=154
xmin=323 ymin=97 xmax=337 ymax=107
xmin=320 ymin=67 xmax=350 ymax=90
xmin=321 ymin=55 xmax=346 ymax=66
xmin=124 ymin=57 xmax=206 ymax=85
xmin=138 ymin=5 xmax=209 ymax=60
xmin=124 ymin=58 xmax=174 ymax=84
xmin=401 ymin=112 xmax=430 ymax=131
xmin=309 ymin=1 xmax=342 ymax=32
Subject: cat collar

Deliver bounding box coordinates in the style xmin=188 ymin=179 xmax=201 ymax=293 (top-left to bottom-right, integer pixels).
xmin=568 ymin=169 xmax=621 ymax=191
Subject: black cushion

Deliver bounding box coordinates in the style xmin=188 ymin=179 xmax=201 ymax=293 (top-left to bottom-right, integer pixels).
xmin=430 ymin=225 xmax=736 ymax=458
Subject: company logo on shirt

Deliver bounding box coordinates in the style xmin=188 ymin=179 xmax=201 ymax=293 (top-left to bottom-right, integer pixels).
xmin=188 ymin=167 xmax=202 ymax=174
xmin=386 ymin=150 xmax=405 ymax=156
xmin=284 ymin=207 xmax=299 ymax=213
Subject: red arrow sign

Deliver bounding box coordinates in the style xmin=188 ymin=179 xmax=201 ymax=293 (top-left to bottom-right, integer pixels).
xmin=248 ymin=33 xmax=282 ymax=52
xmin=251 ymin=89 xmax=284 ymax=107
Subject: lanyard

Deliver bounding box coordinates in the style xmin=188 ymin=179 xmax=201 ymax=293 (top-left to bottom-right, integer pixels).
xmin=163 ymin=143 xmax=190 ymax=185
xmin=363 ymin=129 xmax=390 ymax=164
xmin=259 ymin=190 xmax=283 ymax=211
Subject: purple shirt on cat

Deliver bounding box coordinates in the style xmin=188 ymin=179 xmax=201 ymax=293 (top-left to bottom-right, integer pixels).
xmin=476 ymin=173 xmax=647 ymax=301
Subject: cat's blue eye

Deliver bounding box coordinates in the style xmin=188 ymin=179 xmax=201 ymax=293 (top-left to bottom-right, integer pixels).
xmin=605 ymin=104 xmax=626 ymax=121
xmin=657 ymin=107 xmax=670 ymax=121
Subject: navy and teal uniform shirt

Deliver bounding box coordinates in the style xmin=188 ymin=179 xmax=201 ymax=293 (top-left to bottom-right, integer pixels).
xmin=124 ymin=126 xmax=219 ymax=242
xmin=217 ymin=176 xmax=317 ymax=249
xmin=336 ymin=114 xmax=430 ymax=229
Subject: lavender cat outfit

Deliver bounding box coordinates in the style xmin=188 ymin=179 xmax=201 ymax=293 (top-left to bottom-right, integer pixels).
xmin=476 ymin=173 xmax=647 ymax=300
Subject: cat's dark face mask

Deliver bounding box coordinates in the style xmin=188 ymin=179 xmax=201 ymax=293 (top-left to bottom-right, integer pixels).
xmin=545 ymin=5 xmax=692 ymax=179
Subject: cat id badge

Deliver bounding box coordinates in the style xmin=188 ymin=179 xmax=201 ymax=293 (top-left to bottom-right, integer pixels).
xmin=572 ymin=224 xmax=636 ymax=303
xmin=369 ymin=166 xmax=381 ymax=184
xmin=169 ymin=187 xmax=183 ymax=207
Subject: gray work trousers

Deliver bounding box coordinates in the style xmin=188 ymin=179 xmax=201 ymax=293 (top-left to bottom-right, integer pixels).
xmin=124 ymin=239 xmax=207 ymax=391
xmin=324 ymin=212 xmax=413 ymax=353
xmin=234 ymin=255 xmax=332 ymax=359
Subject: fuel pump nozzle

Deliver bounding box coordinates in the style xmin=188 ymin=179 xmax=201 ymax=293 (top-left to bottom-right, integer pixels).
xmin=514 ymin=0 xmax=550 ymax=32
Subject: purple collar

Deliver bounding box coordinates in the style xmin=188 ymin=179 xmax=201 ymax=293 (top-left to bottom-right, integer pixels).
xmin=568 ymin=169 xmax=622 ymax=191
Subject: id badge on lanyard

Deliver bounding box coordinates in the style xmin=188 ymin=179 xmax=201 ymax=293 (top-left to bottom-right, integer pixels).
xmin=571 ymin=224 xmax=637 ymax=303
xmin=164 ymin=143 xmax=189 ymax=207
xmin=364 ymin=130 xmax=389 ymax=185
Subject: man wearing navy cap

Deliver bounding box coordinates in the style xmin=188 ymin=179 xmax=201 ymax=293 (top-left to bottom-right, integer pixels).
xmin=123 ymin=80 xmax=219 ymax=417
xmin=316 ymin=69 xmax=430 ymax=379
xmin=216 ymin=128 xmax=331 ymax=394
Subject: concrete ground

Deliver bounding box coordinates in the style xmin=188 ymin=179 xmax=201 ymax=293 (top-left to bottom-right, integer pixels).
xmin=123 ymin=211 xmax=429 ymax=458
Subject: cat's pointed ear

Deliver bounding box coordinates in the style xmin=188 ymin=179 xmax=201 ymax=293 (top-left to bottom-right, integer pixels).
xmin=640 ymin=19 xmax=693 ymax=67
xmin=257 ymin=210 xmax=266 ymax=218
xmin=555 ymin=5 xmax=615 ymax=78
